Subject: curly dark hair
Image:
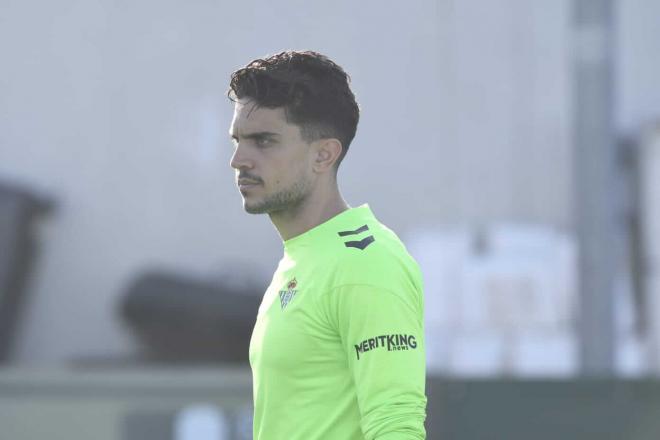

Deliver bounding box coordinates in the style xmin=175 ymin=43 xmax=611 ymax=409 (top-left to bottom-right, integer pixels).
xmin=228 ymin=50 xmax=360 ymax=169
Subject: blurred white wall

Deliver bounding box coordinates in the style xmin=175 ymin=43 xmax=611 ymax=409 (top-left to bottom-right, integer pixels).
xmin=616 ymin=0 xmax=660 ymax=134
xmin=0 ymin=0 xmax=657 ymax=365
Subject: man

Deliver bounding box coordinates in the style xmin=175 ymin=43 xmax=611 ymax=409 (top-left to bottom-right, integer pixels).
xmin=228 ymin=50 xmax=427 ymax=440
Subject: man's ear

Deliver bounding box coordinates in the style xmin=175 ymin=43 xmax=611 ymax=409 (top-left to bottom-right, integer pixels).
xmin=312 ymin=138 xmax=343 ymax=173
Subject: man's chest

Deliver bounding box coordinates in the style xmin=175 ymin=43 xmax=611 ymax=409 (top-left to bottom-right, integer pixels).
xmin=249 ymin=272 xmax=342 ymax=374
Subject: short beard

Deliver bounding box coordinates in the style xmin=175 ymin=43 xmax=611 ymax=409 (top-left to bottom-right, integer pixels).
xmin=244 ymin=177 xmax=311 ymax=215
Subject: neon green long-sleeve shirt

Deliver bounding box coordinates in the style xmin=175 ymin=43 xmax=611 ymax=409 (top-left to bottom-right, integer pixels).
xmin=249 ymin=204 xmax=427 ymax=439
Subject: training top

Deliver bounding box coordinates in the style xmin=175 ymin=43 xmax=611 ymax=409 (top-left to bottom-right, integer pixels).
xmin=249 ymin=204 xmax=427 ymax=440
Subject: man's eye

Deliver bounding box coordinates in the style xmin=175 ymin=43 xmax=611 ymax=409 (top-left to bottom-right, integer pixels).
xmin=256 ymin=138 xmax=272 ymax=147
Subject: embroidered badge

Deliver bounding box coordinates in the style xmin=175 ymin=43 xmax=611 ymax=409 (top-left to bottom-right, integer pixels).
xmin=279 ymin=278 xmax=298 ymax=310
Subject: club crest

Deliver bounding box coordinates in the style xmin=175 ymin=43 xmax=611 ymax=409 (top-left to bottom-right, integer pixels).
xmin=279 ymin=278 xmax=298 ymax=310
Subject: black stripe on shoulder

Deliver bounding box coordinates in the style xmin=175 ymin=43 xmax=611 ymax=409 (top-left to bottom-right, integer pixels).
xmin=344 ymin=235 xmax=375 ymax=250
xmin=337 ymin=224 xmax=369 ymax=237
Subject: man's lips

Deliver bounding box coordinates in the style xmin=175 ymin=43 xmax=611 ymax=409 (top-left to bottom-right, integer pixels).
xmin=237 ymin=179 xmax=261 ymax=190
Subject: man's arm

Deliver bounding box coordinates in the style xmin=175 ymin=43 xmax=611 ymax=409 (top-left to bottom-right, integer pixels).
xmin=321 ymin=283 xmax=427 ymax=440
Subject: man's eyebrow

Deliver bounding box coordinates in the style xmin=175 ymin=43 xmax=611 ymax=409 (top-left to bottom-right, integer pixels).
xmin=230 ymin=131 xmax=281 ymax=140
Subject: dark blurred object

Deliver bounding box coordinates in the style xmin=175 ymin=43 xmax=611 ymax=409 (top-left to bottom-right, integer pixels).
xmin=0 ymin=180 xmax=53 ymax=362
xmin=619 ymin=135 xmax=646 ymax=337
xmin=119 ymin=271 xmax=262 ymax=364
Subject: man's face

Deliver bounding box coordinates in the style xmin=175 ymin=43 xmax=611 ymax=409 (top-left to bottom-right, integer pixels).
xmin=229 ymin=99 xmax=315 ymax=214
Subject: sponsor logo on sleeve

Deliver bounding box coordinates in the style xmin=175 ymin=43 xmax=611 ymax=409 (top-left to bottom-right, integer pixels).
xmin=354 ymin=334 xmax=418 ymax=360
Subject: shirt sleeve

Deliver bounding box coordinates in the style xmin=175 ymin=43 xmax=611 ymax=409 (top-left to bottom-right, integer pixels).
xmin=319 ymin=283 xmax=427 ymax=440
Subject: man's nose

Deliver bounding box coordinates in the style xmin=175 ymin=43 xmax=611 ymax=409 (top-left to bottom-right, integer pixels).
xmin=230 ymin=144 xmax=253 ymax=170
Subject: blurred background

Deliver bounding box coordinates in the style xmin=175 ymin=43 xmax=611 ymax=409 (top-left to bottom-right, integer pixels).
xmin=1 ymin=0 xmax=660 ymax=438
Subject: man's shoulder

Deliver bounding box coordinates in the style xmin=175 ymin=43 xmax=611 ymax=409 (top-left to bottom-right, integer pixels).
xmin=324 ymin=219 xmax=421 ymax=288
xmin=329 ymin=217 xmax=402 ymax=255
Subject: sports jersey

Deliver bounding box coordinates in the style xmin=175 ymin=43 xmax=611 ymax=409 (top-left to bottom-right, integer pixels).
xmin=249 ymin=204 xmax=427 ymax=440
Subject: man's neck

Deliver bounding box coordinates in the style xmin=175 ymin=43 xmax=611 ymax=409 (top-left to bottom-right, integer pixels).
xmin=269 ymin=189 xmax=349 ymax=242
